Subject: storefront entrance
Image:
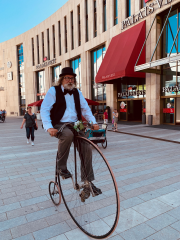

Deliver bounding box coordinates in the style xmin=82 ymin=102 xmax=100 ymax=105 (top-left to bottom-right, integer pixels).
xmin=118 ymin=99 xmax=145 ymax=122
xmin=162 ymin=97 xmax=180 ymax=125
xmin=128 ymin=100 xmax=142 ymax=121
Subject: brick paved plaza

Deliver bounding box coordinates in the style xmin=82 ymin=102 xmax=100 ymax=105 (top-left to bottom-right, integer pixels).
xmin=0 ymin=117 xmax=180 ymax=240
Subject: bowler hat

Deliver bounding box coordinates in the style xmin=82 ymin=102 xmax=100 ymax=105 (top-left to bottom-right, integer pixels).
xmin=59 ymin=67 xmax=76 ymax=77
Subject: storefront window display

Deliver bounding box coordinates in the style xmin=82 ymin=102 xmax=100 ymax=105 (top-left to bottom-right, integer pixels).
xmin=117 ymin=78 xmax=146 ymax=99
xmin=117 ymin=78 xmax=146 ymax=122
xmin=71 ymin=57 xmax=81 ymax=91
xmin=161 ymin=7 xmax=180 ymax=124
xmin=163 ymin=98 xmax=174 ymax=124
xmin=52 ymin=65 xmax=61 ymax=83
xmin=37 ymin=70 xmax=46 ymax=101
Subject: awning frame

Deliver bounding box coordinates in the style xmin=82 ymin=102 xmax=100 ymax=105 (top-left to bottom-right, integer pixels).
xmin=134 ymin=5 xmax=180 ymax=74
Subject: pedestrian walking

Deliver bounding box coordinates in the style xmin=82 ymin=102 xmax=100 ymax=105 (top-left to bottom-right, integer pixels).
xmin=103 ymin=109 xmax=108 ymax=125
xmin=113 ymin=109 xmax=118 ymax=131
xmin=20 ymin=106 xmax=38 ymax=146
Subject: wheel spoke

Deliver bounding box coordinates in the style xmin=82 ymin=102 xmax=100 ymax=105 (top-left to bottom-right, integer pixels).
xmin=59 ymin=136 xmax=120 ymax=239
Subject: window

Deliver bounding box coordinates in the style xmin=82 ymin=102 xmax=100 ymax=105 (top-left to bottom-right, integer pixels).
xmin=78 ymin=6 xmax=81 ymax=46
xmin=85 ymin=0 xmax=89 ymax=42
xmin=52 ymin=25 xmax=56 ymax=58
xmin=94 ymin=0 xmax=97 ymax=37
xmin=37 ymin=70 xmax=46 ymax=101
xmin=37 ymin=35 xmax=40 ymax=64
xmin=52 ymin=65 xmax=62 ymax=83
xmin=64 ymin=16 xmax=68 ymax=53
xmin=58 ymin=21 xmax=61 ymax=55
xmin=47 ymin=29 xmax=50 ymax=60
xmin=141 ymin=0 xmax=146 ymax=8
xmin=71 ymin=57 xmax=81 ymax=90
xmin=114 ymin=0 xmax=118 ymax=25
xmin=32 ymin=38 xmax=35 ymax=66
xmin=42 ymin=32 xmax=44 ymax=61
xmin=127 ymin=0 xmax=131 ymax=17
xmin=103 ymin=0 xmax=107 ymax=32
xmin=71 ymin=11 xmax=74 ymax=50
xmin=91 ymin=46 xmax=106 ymax=112
xmin=17 ymin=44 xmax=26 ymax=115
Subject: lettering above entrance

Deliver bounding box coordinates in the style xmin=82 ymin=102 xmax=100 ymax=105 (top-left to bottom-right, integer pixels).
xmin=162 ymin=86 xmax=180 ymax=93
xmin=118 ymin=90 xmax=146 ymax=98
xmin=122 ymin=0 xmax=173 ymax=30
xmin=36 ymin=58 xmax=56 ymax=70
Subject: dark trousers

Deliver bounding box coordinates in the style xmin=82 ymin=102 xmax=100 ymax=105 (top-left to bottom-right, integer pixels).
xmin=26 ymin=127 xmax=35 ymax=141
xmin=54 ymin=123 xmax=95 ymax=182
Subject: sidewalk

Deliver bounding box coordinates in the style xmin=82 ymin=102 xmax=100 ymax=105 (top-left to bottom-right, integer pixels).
xmin=108 ymin=123 xmax=180 ymax=144
xmin=0 ymin=118 xmax=180 ymax=240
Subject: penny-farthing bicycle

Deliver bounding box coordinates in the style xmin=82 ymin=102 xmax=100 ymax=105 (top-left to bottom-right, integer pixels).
xmin=49 ymin=123 xmax=120 ymax=239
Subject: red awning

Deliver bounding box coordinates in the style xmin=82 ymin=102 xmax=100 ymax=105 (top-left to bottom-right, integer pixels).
xmin=28 ymin=100 xmax=43 ymax=107
xmin=85 ymin=98 xmax=99 ymax=106
xmin=95 ymin=21 xmax=146 ymax=83
xmin=28 ymin=98 xmax=99 ymax=107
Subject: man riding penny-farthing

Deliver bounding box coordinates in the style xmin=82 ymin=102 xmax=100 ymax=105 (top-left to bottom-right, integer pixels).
xmin=41 ymin=67 xmax=120 ymax=239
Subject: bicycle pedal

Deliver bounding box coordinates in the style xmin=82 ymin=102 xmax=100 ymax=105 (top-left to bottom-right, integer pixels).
xmin=79 ymin=190 xmax=90 ymax=202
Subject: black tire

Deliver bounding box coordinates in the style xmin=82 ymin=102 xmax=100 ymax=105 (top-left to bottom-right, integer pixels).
xmin=49 ymin=181 xmax=61 ymax=206
xmin=101 ymin=138 xmax=107 ymax=149
xmin=59 ymin=136 xmax=120 ymax=239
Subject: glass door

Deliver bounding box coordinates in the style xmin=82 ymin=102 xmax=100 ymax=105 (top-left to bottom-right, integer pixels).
xmin=119 ymin=101 xmax=127 ymax=121
xmin=163 ymin=98 xmax=175 ymax=124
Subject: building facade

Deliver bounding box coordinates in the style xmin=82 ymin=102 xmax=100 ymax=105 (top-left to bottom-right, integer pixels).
xmin=0 ymin=0 xmax=180 ymax=125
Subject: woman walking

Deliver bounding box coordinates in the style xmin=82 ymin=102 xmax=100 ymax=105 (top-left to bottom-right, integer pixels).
xmin=113 ymin=109 xmax=118 ymax=131
xmin=20 ymin=106 xmax=38 ymax=146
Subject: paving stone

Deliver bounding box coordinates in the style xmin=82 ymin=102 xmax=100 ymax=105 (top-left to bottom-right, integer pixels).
xmin=170 ymin=220 xmax=180 ymax=232
xmin=11 ymin=219 xmax=48 ymax=239
xmin=145 ymin=212 xmax=178 ymax=231
xmin=103 ymin=208 xmax=148 ymax=233
xmin=33 ymin=222 xmax=71 ymax=240
xmin=132 ymin=199 xmax=173 ymax=219
xmin=13 ymin=233 xmax=34 ymax=240
xmin=120 ymin=223 xmax=155 ymax=240
xmin=0 ymin=213 xmax=7 ymax=222
xmin=1 ymin=118 xmax=180 ymax=240
xmin=7 ymin=205 xmax=39 ymax=219
xmin=145 ymin=226 xmax=180 ymax=240
xmin=0 ymin=216 xmax=27 ymax=232
xmin=0 ymin=230 xmax=12 ymax=240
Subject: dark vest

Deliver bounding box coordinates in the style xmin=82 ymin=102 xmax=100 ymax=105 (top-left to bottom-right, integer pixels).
xmin=50 ymin=86 xmax=82 ymax=127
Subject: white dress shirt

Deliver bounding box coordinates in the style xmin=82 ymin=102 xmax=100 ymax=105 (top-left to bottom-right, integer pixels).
xmin=41 ymin=85 xmax=97 ymax=131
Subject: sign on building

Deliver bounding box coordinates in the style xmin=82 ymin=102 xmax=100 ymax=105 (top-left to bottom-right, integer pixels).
xmin=7 ymin=72 xmax=13 ymax=80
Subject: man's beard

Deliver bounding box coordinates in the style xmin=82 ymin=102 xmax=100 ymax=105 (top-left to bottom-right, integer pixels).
xmin=64 ymin=83 xmax=76 ymax=90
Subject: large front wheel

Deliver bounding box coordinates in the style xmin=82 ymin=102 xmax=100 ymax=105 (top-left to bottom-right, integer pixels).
xmin=59 ymin=136 xmax=120 ymax=239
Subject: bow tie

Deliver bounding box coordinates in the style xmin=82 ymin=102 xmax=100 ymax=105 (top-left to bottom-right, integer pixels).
xmin=64 ymin=89 xmax=73 ymax=95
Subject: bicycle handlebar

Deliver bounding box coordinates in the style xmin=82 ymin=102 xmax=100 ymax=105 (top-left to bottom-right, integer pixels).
xmin=56 ymin=121 xmax=94 ymax=137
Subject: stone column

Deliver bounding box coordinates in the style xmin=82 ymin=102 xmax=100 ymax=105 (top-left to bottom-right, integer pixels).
xmin=145 ymin=15 xmax=160 ymax=125
xmin=81 ymin=51 xmax=86 ymax=96
xmin=86 ymin=51 xmax=91 ymax=99
xmin=39 ymin=33 xmax=43 ymax=64
xmin=55 ymin=21 xmax=59 ymax=60
xmin=97 ymin=0 xmax=103 ymax=34
xmin=104 ymin=39 xmax=117 ymax=120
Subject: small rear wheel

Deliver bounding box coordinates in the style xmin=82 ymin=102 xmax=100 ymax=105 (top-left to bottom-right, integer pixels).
xmin=101 ymin=138 xmax=107 ymax=149
xmin=49 ymin=181 xmax=61 ymax=206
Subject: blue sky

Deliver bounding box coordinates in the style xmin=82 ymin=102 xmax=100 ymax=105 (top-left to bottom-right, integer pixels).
xmin=0 ymin=0 xmax=68 ymax=43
